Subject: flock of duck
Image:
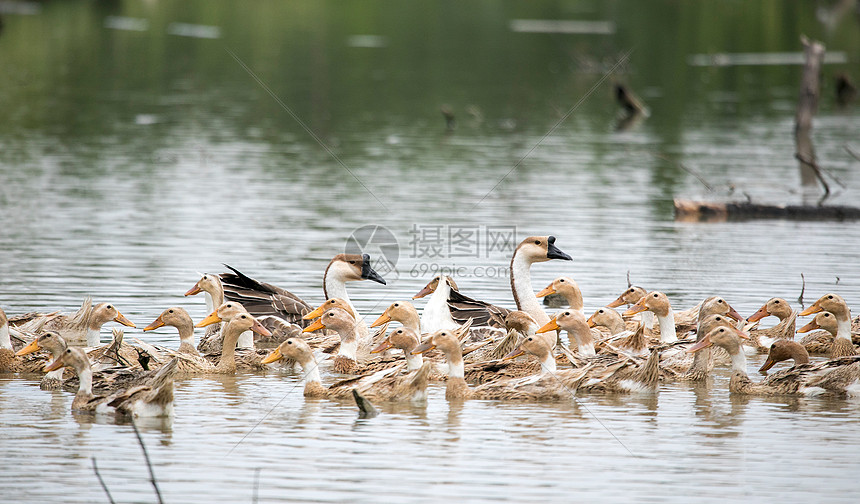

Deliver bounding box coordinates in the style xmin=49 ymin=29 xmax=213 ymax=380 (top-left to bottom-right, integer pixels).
xmin=2 ymin=235 xmax=860 ymax=420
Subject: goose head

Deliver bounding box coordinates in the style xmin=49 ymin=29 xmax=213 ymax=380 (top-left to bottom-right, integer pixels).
xmin=303 ymin=298 xmax=356 ymax=321
xmin=759 ymin=340 xmax=810 ymax=373
xmin=515 ymin=236 xmax=572 ymax=263
xmin=371 ymin=327 xmax=420 ymax=354
xmin=607 ymin=286 xmax=647 ymax=308
xmin=16 ymin=331 xmax=67 ymax=356
xmin=195 ymin=301 xmax=249 ymax=327
xmin=91 ymin=303 xmax=136 ymax=330
xmin=44 ymin=346 xmax=90 ymax=374
xmin=699 ymin=296 xmax=743 ymax=321
xmin=371 ymin=301 xmax=419 ymax=328
xmin=262 ymin=337 xmax=313 ymax=364
xmin=412 ymin=329 xmax=460 ymax=357
xmin=688 ymin=325 xmax=750 ymax=354
xmin=144 ymin=307 xmax=193 ymax=332
xmin=623 ymin=291 xmax=671 ymax=318
xmin=303 ymin=307 xmax=355 ymax=334
xmin=413 ymin=275 xmax=458 ymax=299
xmin=697 ymin=314 xmax=738 ymax=336
xmin=748 ymin=297 xmax=792 ymax=322
xmin=504 ymin=311 xmax=538 ymax=335
xmin=326 ymin=253 xmax=386 ymax=285
xmin=184 ymin=273 xmax=222 ymax=297
xmin=797 ymin=311 xmax=837 ymax=335
xmin=800 ymin=293 xmax=850 ymax=320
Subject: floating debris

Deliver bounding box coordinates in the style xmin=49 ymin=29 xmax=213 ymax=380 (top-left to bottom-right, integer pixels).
xmin=167 ymin=22 xmax=221 ymax=39
xmin=346 ymin=35 xmax=387 ymax=48
xmin=509 ymin=19 xmax=615 ymax=35
xmin=688 ymin=51 xmax=847 ymax=67
xmin=104 ymin=16 xmax=150 ymax=32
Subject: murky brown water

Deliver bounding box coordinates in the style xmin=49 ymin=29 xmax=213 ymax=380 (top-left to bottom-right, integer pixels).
xmin=2 ymin=1 xmax=860 ymax=502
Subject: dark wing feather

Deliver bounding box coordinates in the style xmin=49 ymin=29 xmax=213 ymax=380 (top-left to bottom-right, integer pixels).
xmin=446 ymin=289 xmax=511 ymax=328
xmin=220 ymin=265 xmax=312 ymax=325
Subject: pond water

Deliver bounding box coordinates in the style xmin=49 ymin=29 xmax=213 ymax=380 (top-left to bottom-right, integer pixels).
xmin=1 ymin=1 xmax=859 ymax=502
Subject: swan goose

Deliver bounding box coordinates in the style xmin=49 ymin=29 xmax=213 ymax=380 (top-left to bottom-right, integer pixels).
xmin=689 ymin=325 xmax=860 ymax=397
xmin=45 ymin=346 xmax=178 ymax=416
xmin=262 ymin=337 xmax=431 ymax=402
xmin=219 ymin=264 xmax=313 ymax=326
xmin=799 ymin=293 xmax=857 ymax=358
xmin=746 ymin=297 xmax=797 ymax=352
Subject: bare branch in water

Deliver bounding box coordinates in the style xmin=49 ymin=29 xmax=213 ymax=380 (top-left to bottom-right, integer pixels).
xmin=92 ymin=457 xmax=117 ymax=504
xmin=798 ymin=273 xmax=806 ymax=308
xmin=133 ymin=422 xmax=164 ymax=504
xmin=626 ymin=270 xmax=631 ymax=288
xmin=795 ymin=153 xmax=831 ymax=206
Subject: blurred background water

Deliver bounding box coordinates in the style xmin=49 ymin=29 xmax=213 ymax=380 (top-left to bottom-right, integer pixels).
xmin=1 ymin=1 xmax=859 ymax=502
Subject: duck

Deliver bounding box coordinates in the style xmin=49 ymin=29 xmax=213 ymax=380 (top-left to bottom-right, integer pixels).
xmin=16 ymin=332 xmax=71 ymax=389
xmin=609 ymin=286 xmax=702 ymax=336
xmin=185 ymin=272 xmax=226 ymax=338
xmin=412 ymin=275 xmax=461 ymax=332
xmin=371 ymin=301 xmax=421 ymax=334
xmin=261 ymin=337 xmax=431 ymax=402
xmin=689 ymin=325 xmax=860 ymax=397
xmin=745 ymin=297 xmax=797 ymax=352
xmin=44 ymin=346 xmax=177 ymax=416
xmin=759 ymin=340 xmax=809 ymax=374
xmin=0 ymin=307 xmax=21 ymax=373
xmin=537 ymin=310 xmax=596 ymax=356
xmin=194 ymin=307 xmax=273 ymax=373
xmin=194 ymin=300 xmax=262 ymax=353
xmin=303 ymin=306 xmax=370 ymax=374
xmin=800 ymin=294 xmax=857 ymax=358
xmin=369 ymin=327 xmax=427 ymax=372
xmin=587 ymin=308 xmax=648 ymax=356
xmin=143 ymin=307 xmax=199 ymax=356
xmin=622 ymin=291 xmax=718 ymax=344
xmin=670 ymin=296 xmax=744 ymax=380
xmin=798 ymin=312 xmax=840 ymax=355
xmin=535 ymin=277 xmax=584 ymax=313
xmin=16 ymin=298 xmax=136 ymax=347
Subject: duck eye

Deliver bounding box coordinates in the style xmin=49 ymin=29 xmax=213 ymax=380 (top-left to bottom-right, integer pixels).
xmin=559 ymin=279 xmax=565 ymax=283
xmin=828 ymin=295 xmax=834 ymax=299
xmin=107 ymin=305 xmax=113 ymax=309
xmin=527 ymin=337 xmax=533 ymax=341
xmin=534 ymin=240 xmax=541 ymax=245
xmin=653 ymin=294 xmax=658 ymax=298
xmin=718 ymin=300 xmax=724 ymax=304
xmin=598 ymin=309 xmax=604 ymax=313
xmin=774 ymin=300 xmax=780 ymax=304
xmin=168 ymin=309 xmax=174 ymax=313
xmin=394 ymin=303 xmax=399 ymax=307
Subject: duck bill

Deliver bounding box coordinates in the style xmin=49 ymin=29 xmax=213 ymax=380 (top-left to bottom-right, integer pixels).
xmin=797 ymin=320 xmax=819 ymax=333
xmin=44 ymin=358 xmax=64 ymax=372
xmin=370 ymin=311 xmax=391 ymax=328
xmin=261 ymin=347 xmax=283 ymax=364
xmin=412 ymin=341 xmax=436 ymax=355
xmin=687 ymin=336 xmax=712 ymax=353
xmin=725 ymin=305 xmax=744 ymax=322
xmin=586 ymin=314 xmax=597 ymax=328
xmin=545 ymin=236 xmax=572 ymax=261
xmin=623 ymin=301 xmax=647 ymax=317
xmin=184 ymin=282 xmax=202 ymax=296
xmin=114 ymin=311 xmax=136 ymax=328
xmin=536 ymin=318 xmax=560 ymax=334
xmin=143 ymin=314 xmax=165 ymax=332
xmin=195 ymin=311 xmax=222 ymax=328
xmin=15 ymin=339 xmax=42 ymax=356
xmin=606 ymin=295 xmax=626 ymax=308
xmin=303 ymin=319 xmax=326 ymax=333
xmin=370 ymin=339 xmax=394 ymax=354
xmin=799 ymin=301 xmax=822 ymax=317
xmin=361 ymin=254 xmax=387 ymax=285
xmin=302 ymin=304 xmax=326 ymax=321
xmin=412 ymin=283 xmax=434 ymax=299
xmin=502 ymin=346 xmax=526 ymax=360
xmin=759 ymin=357 xmax=777 ymax=373
xmin=250 ymin=319 xmax=272 ymax=337
xmin=731 ymin=326 xmax=751 ymax=340
xmin=746 ymin=305 xmax=769 ymax=323
xmin=535 ymin=284 xmax=556 ymax=298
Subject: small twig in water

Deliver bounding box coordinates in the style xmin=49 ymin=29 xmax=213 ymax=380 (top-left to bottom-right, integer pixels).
xmin=92 ymin=457 xmax=116 ymax=504
xmin=653 ymin=153 xmax=715 ymax=191
xmin=798 ymin=273 xmax=806 ymax=309
xmin=133 ymin=422 xmax=164 ymax=504
xmin=836 ymin=276 xmax=840 ymax=285
xmin=626 ymin=270 xmax=631 ymax=288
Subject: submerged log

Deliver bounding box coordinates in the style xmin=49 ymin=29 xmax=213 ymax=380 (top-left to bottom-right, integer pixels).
xmin=674 ymin=199 xmax=860 ymax=222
